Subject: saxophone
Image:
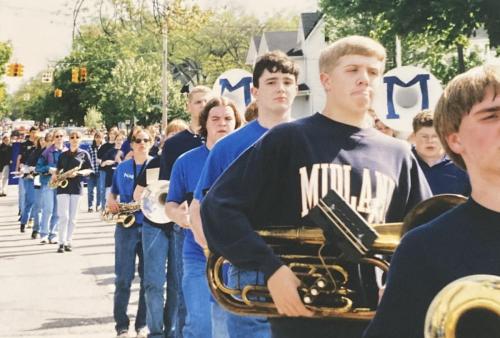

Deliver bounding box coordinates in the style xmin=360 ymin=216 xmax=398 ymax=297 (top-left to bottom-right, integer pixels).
xmin=425 ymin=274 xmax=500 ymax=338
xmin=207 ymin=193 xmax=467 ymax=320
xmin=49 ymin=166 xmax=82 ymax=189
xmin=102 ymin=202 xmax=141 ymax=227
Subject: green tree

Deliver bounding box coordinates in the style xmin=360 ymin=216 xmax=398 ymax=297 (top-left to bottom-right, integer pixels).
xmin=0 ymin=41 xmax=13 ymax=115
xmin=84 ymin=106 xmax=104 ymax=129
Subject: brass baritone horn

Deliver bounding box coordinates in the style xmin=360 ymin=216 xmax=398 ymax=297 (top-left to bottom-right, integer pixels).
xmin=425 ymin=274 xmax=500 ymax=338
xmin=207 ymin=194 xmax=467 ymax=320
xmin=102 ymin=202 xmax=141 ymax=228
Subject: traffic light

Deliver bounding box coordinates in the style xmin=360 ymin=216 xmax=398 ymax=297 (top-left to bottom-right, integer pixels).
xmin=17 ymin=64 xmax=24 ymax=77
xmin=79 ymin=67 xmax=87 ymax=82
xmin=71 ymin=67 xmax=79 ymax=83
xmin=6 ymin=64 xmax=14 ymax=76
xmin=54 ymin=88 xmax=62 ymax=97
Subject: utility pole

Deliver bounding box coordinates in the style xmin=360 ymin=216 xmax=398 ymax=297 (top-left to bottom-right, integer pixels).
xmin=161 ymin=0 xmax=169 ymax=133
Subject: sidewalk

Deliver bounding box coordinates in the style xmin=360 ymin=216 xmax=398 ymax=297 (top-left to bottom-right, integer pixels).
xmin=0 ymin=186 xmax=142 ymax=338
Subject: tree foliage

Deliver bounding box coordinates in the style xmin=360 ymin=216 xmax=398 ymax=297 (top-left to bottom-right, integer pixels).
xmin=320 ymin=0 xmax=491 ymax=82
xmin=0 ymin=41 xmax=13 ymax=115
xmin=84 ymin=106 xmax=104 ymax=129
xmin=12 ymin=0 xmax=298 ymax=127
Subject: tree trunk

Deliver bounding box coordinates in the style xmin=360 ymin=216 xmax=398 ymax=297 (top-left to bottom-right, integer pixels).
xmin=457 ymin=43 xmax=465 ymax=74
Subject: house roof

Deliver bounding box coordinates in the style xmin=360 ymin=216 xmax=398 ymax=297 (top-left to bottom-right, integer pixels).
xmin=301 ymin=12 xmax=322 ymax=39
xmin=252 ymin=36 xmax=262 ymax=48
xmin=263 ymin=31 xmax=299 ymax=55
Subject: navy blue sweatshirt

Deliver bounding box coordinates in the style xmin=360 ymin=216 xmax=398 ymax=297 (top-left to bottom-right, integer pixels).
xmin=201 ymin=113 xmax=432 ymax=281
xmin=412 ymin=147 xmax=471 ymax=196
xmin=364 ymin=198 xmax=500 ymax=338
xmin=159 ymin=129 xmax=203 ymax=180
xmin=56 ymin=148 xmax=91 ymax=195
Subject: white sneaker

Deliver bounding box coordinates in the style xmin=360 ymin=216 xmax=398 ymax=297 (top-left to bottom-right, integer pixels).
xmin=40 ymin=236 xmax=48 ymax=244
xmin=136 ymin=327 xmax=148 ymax=338
xmin=116 ymin=329 xmax=129 ymax=337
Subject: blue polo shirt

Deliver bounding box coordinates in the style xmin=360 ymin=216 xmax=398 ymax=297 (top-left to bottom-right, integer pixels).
xmin=111 ymin=158 xmax=145 ymax=225
xmin=194 ymin=120 xmax=268 ymax=201
xmin=167 ymin=145 xmax=209 ymax=261
xmin=412 ymin=147 xmax=471 ymax=196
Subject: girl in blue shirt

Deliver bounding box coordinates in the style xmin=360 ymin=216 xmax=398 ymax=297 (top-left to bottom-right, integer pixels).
xmin=165 ymin=97 xmax=242 ymax=338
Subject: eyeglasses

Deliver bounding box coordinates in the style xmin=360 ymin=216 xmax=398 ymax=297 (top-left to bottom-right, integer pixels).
xmin=54 ymin=135 xmax=64 ymax=138
xmin=70 ymin=136 xmax=80 ymax=140
xmin=134 ymin=138 xmax=150 ymax=144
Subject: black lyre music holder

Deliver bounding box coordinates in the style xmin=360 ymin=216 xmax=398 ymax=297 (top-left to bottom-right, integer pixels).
xmin=308 ymin=189 xmax=379 ymax=262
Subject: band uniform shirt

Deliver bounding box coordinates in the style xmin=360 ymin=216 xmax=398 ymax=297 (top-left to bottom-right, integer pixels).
xmin=194 ymin=120 xmax=268 ymax=201
xmin=19 ymin=140 xmax=34 ymax=165
xmin=363 ymin=198 xmax=500 ymax=338
xmin=167 ymin=145 xmax=209 ymax=261
xmin=101 ymin=148 xmax=122 ymax=188
xmin=0 ymin=143 xmax=13 ymax=168
xmin=201 ymin=113 xmax=433 ymax=281
xmin=159 ymin=129 xmax=203 ymax=180
xmin=111 ymin=158 xmax=146 ymax=225
xmin=56 ymin=148 xmax=91 ymax=195
xmin=412 ymin=147 xmax=471 ymax=196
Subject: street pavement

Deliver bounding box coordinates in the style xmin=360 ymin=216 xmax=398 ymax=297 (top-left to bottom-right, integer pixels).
xmin=0 ymin=185 xmax=142 ymax=338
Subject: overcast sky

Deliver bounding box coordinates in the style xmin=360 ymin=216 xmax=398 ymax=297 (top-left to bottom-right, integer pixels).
xmin=0 ymin=0 xmax=318 ymax=93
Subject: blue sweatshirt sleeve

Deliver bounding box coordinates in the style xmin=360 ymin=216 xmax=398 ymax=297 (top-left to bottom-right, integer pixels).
xmin=201 ymin=133 xmax=287 ymax=280
xmin=363 ymin=230 xmax=434 ymax=338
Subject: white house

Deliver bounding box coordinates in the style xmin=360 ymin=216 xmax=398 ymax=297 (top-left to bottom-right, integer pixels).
xmin=246 ymin=12 xmax=327 ymax=119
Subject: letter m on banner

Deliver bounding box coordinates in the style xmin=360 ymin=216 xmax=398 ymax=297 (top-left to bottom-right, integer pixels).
xmin=213 ymin=69 xmax=253 ymax=112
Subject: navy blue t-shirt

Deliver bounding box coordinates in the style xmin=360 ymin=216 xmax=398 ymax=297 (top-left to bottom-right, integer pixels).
xmin=364 ymin=198 xmax=500 ymax=338
xmin=167 ymin=145 xmax=209 ymax=261
xmin=201 ymin=113 xmax=432 ymax=280
xmin=111 ymin=158 xmax=146 ymax=225
xmin=159 ymin=129 xmax=203 ymax=180
xmin=194 ymin=120 xmax=268 ymax=201
xmin=412 ymin=147 xmax=471 ymax=196
xmin=56 ymin=148 xmax=91 ymax=195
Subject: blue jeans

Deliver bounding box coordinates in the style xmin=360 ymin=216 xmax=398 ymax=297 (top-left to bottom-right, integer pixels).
xmin=20 ymin=178 xmax=35 ymax=225
xmin=87 ymin=173 xmax=100 ymax=209
xmin=32 ymin=186 xmax=42 ymax=232
xmin=227 ymin=267 xmax=271 ymax=338
xmin=18 ymin=177 xmax=25 ymax=213
xmin=97 ymin=170 xmax=107 ymax=209
xmin=182 ymin=257 xmax=212 ymax=338
xmin=142 ymin=221 xmax=169 ymax=338
xmin=165 ymin=224 xmax=186 ymax=338
xmin=212 ymin=302 xmax=230 ymax=338
xmin=39 ymin=184 xmax=58 ymax=240
xmin=114 ymin=225 xmax=147 ymax=333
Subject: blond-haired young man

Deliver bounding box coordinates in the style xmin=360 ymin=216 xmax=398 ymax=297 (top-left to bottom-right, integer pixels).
xmin=202 ymin=36 xmax=431 ymax=337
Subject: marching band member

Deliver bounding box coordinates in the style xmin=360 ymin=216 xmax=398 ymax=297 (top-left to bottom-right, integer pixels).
xmin=165 ymin=97 xmax=242 ymax=338
xmin=157 ymin=85 xmax=212 ymax=337
xmin=201 ymin=36 xmax=431 ymax=338
xmin=37 ymin=129 xmax=66 ymax=244
xmin=190 ymin=51 xmax=299 ymax=338
xmin=364 ymin=62 xmax=500 ymax=338
xmin=108 ymin=128 xmax=150 ymax=338
xmin=53 ymin=130 xmax=91 ymax=253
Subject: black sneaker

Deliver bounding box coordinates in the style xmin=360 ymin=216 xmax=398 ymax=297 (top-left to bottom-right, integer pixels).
xmin=64 ymin=244 xmax=72 ymax=252
xmin=57 ymin=245 xmax=64 ymax=253
xmin=88 ymin=208 xmax=93 ymax=213
xmin=20 ymin=224 xmax=25 ymax=233
xmin=31 ymin=231 xmax=39 ymax=239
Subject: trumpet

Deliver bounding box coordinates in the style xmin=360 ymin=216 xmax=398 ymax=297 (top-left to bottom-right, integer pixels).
xmin=207 ymin=193 xmax=467 ymax=320
xmin=102 ymin=202 xmax=141 ymax=227
xmin=49 ymin=166 xmax=81 ymax=189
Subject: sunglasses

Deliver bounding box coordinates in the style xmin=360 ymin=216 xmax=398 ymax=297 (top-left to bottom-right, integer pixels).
xmin=54 ymin=135 xmax=64 ymax=138
xmin=70 ymin=136 xmax=81 ymax=139
xmin=134 ymin=138 xmax=150 ymax=144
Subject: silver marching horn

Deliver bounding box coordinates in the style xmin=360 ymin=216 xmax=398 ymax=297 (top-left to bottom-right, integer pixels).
xmin=140 ymin=180 xmax=171 ymax=224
